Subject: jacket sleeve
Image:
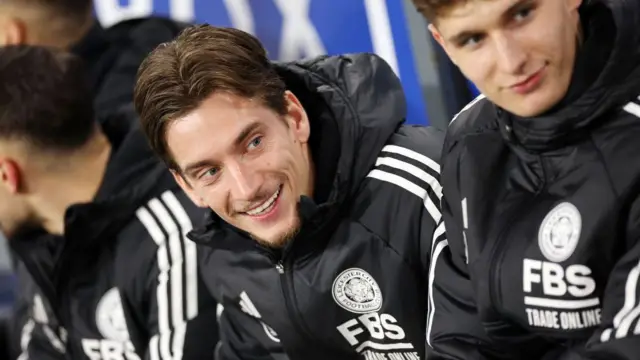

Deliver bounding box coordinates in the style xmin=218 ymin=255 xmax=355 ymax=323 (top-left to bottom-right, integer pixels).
xmin=427 ymin=132 xmax=513 ymax=359
xmin=119 ymin=189 xmax=219 ymax=360
xmin=568 ymin=195 xmax=640 ymax=359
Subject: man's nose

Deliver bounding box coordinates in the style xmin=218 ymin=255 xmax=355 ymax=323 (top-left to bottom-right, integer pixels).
xmin=226 ymin=161 xmax=260 ymax=201
xmin=494 ymin=33 xmax=528 ymax=75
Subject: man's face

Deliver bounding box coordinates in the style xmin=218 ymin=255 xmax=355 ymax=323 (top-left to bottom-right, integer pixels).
xmin=430 ymin=0 xmax=583 ymax=117
xmin=167 ymin=91 xmax=313 ymax=248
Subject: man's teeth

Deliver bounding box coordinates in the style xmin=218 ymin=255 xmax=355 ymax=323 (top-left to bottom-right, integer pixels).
xmin=246 ymin=188 xmax=280 ymax=216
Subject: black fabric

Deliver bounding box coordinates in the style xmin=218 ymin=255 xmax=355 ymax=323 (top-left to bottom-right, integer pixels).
xmin=71 ymin=17 xmax=188 ymax=119
xmin=190 ymin=53 xmax=444 ymax=359
xmin=430 ymin=0 xmax=640 ymax=359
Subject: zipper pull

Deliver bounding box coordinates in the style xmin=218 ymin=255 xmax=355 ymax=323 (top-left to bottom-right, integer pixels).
xmin=275 ymin=262 xmax=284 ymax=274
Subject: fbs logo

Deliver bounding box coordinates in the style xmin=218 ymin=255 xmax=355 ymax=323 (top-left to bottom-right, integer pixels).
xmin=239 ymin=291 xmax=280 ymax=343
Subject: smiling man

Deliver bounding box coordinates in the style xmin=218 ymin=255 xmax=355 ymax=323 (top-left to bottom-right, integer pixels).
xmin=134 ymin=25 xmax=444 ymax=359
xmin=411 ymin=0 xmax=640 ymax=359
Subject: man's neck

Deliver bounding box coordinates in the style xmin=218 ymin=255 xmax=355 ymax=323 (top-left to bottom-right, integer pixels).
xmin=30 ymin=134 xmax=112 ymax=235
xmin=40 ymin=17 xmax=95 ymax=50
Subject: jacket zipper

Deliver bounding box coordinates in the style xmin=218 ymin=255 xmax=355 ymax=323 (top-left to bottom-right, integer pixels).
xmin=275 ymin=259 xmax=319 ymax=348
xmin=489 ymin=171 xmax=545 ymax=317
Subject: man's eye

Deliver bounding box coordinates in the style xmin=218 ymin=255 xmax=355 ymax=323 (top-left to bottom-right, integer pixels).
xmin=459 ymin=34 xmax=484 ymax=48
xmin=514 ymin=6 xmax=533 ymax=22
xmin=201 ymin=168 xmax=219 ymax=178
xmin=513 ymin=4 xmax=535 ymax=22
xmin=248 ymin=136 xmax=263 ymax=150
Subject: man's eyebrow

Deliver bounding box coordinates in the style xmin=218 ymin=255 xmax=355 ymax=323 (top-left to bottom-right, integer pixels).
xmin=182 ymin=159 xmax=215 ymax=176
xmin=448 ymin=30 xmax=478 ymax=44
xmin=501 ymin=0 xmax=535 ymax=24
xmin=233 ymin=121 xmax=261 ymax=147
xmin=446 ymin=0 xmax=533 ymax=43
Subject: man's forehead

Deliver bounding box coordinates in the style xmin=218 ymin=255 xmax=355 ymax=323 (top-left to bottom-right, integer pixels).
xmin=436 ymin=0 xmax=522 ymax=25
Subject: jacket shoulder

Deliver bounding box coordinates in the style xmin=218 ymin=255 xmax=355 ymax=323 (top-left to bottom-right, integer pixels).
xmin=444 ymin=95 xmax=499 ymax=153
xmin=387 ymin=124 xmax=445 ymax=164
xmin=354 ymin=126 xmax=443 ymax=227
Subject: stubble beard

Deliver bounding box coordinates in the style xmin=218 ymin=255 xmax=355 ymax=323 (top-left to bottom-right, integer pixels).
xmin=252 ymin=214 xmax=301 ymax=249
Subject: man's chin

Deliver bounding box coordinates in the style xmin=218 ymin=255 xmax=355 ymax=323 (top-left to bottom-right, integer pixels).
xmin=251 ymin=225 xmax=300 ymax=250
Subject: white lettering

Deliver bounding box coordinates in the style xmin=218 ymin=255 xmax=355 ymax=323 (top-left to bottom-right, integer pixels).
xmin=362 ymin=351 xmax=420 ymax=360
xmin=93 ymin=0 xmax=153 ymax=28
xmin=337 ymin=319 xmax=363 ymax=346
xmin=337 ymin=313 xmax=411 ymax=350
xmin=94 ymin=0 xmax=194 ymax=27
xmin=360 ymin=313 xmax=385 ymax=340
xmin=380 ymin=314 xmax=405 ymax=340
xmin=81 ymin=339 xmax=140 ymax=360
xmin=559 ymin=308 xmax=602 ymax=330
xmin=273 ymin=0 xmax=326 ymax=60
xmin=566 ymin=264 xmax=596 ymax=297
xmin=168 ymin=0 xmax=194 ymax=22
xmin=222 ymin=0 xmax=255 ymax=34
xmin=363 ymin=350 xmax=389 ymax=360
xmin=523 ymin=259 xmax=542 ymax=292
xmin=523 ymin=259 xmax=596 ymax=298
xmin=525 ymin=308 xmax=560 ymax=329
xmin=542 ymin=262 xmax=567 ymax=296
xmin=526 ymin=308 xmax=601 ymax=330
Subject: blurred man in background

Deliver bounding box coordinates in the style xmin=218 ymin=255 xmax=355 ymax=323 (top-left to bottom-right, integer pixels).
xmin=413 ymin=0 xmax=640 ymax=359
xmin=0 ymin=0 xmax=186 ymax=117
xmin=135 ymin=25 xmax=443 ymax=360
xmin=0 ymin=0 xmax=188 ymax=319
xmin=0 ymin=45 xmax=219 ymax=360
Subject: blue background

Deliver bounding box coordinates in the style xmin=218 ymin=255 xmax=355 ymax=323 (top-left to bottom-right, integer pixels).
xmin=95 ymin=0 xmax=430 ymax=125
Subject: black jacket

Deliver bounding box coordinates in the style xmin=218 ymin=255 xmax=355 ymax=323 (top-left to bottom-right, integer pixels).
xmin=3 ymin=112 xmax=219 ymax=360
xmin=429 ymin=1 xmax=640 ymax=359
xmin=72 ymin=17 xmax=187 ymax=117
xmin=189 ymin=53 xmax=444 ymax=360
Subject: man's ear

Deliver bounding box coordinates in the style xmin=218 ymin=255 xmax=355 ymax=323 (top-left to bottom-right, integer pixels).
xmin=0 ymin=17 xmax=27 ymax=46
xmin=429 ymin=24 xmax=456 ymax=65
xmin=0 ymin=158 xmax=21 ymax=194
xmin=283 ymin=90 xmax=311 ymax=145
xmin=171 ymin=169 xmax=208 ymax=208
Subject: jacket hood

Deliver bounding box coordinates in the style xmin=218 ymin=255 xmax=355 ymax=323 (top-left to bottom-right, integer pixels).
xmin=93 ymin=109 xmax=177 ymax=206
xmin=188 ymin=53 xmax=406 ymax=252
xmin=500 ymin=0 xmax=640 ymax=151
xmin=72 ymin=17 xmax=188 ymax=115
xmin=60 ymin=110 xmax=176 ymax=246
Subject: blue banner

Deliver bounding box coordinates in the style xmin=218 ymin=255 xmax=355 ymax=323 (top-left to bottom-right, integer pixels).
xmin=93 ymin=0 xmax=429 ymax=125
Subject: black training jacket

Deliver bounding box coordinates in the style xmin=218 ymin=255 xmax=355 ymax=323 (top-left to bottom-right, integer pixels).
xmin=72 ymin=17 xmax=188 ymax=118
xmin=188 ymin=53 xmax=444 ymax=360
xmin=429 ymin=0 xmax=640 ymax=359
xmin=2 ymin=112 xmax=219 ymax=360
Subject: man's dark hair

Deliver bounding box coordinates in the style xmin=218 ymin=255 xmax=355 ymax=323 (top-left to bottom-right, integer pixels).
xmin=411 ymin=0 xmax=469 ymax=22
xmin=134 ymin=24 xmax=287 ymax=170
xmin=0 ymin=45 xmax=95 ymax=152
